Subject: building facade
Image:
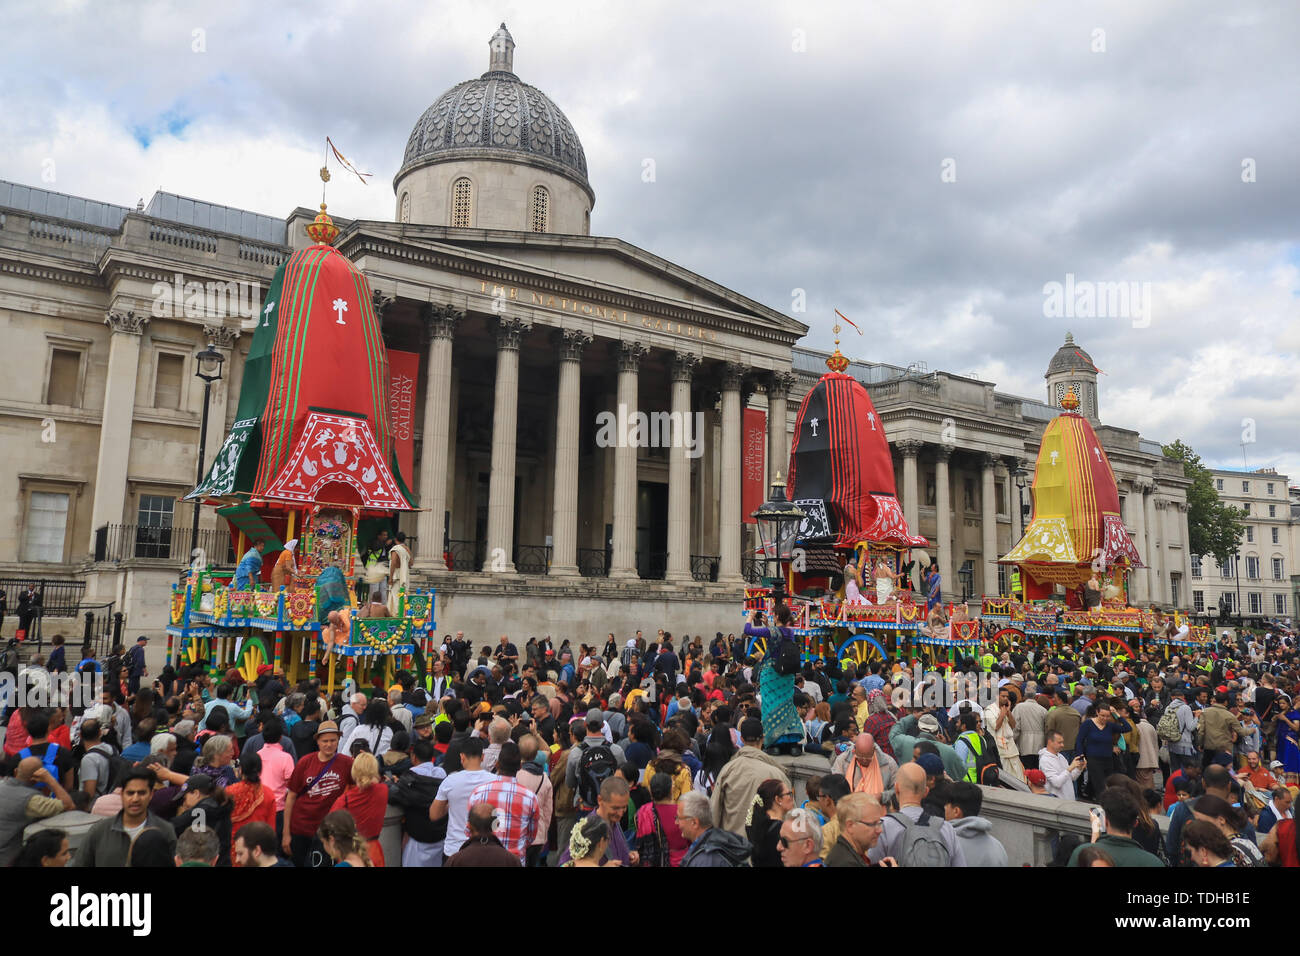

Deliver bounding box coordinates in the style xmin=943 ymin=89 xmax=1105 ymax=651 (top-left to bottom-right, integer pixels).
xmin=0 ymin=26 xmax=1231 ymax=641
xmin=1193 ymin=467 xmax=1297 ymax=621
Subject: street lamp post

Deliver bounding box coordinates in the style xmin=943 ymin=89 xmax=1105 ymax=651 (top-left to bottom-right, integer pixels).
xmin=190 ymin=345 xmax=226 ymax=561
xmin=1012 ymin=464 xmax=1029 ymax=535
xmin=1235 ymin=553 xmax=1243 ymax=625
xmin=750 ymin=473 xmax=804 ymax=608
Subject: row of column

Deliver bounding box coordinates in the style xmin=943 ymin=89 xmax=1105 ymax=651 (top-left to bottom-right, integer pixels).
xmin=896 ymin=442 xmax=1014 ymax=599
xmin=414 ymin=308 xmax=795 ymax=583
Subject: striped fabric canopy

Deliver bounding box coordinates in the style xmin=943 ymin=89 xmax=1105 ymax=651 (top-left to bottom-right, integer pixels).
xmin=1002 ymin=404 xmax=1142 ymax=586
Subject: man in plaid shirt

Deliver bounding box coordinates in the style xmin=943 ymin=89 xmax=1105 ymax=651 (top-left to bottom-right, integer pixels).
xmin=469 ymin=740 xmax=539 ymax=860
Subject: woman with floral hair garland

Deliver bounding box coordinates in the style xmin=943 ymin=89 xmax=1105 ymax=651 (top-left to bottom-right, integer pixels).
xmin=564 ymin=814 xmax=612 ymax=867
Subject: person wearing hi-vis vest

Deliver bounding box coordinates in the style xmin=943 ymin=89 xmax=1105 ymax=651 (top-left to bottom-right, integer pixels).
xmin=954 ymin=710 xmax=998 ymax=785
xmin=1009 ymin=566 xmax=1022 ymax=601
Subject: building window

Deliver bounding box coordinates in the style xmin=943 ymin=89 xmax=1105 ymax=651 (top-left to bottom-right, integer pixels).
xmin=1246 ymin=556 xmax=1260 ymax=579
xmin=154 ymin=353 xmax=184 ymax=409
xmin=45 ymin=348 xmax=83 ymax=406
xmin=1249 ymin=592 xmax=1262 ymax=614
xmin=399 ymin=192 xmax=410 ymax=224
xmin=997 ymin=563 xmax=1007 ymax=597
xmin=1243 ymin=480 xmax=1250 ymax=493
xmin=1243 ymin=504 xmax=1250 ymax=515
xmin=1276 ymin=594 xmax=1287 ymax=615
xmin=1170 ymin=575 xmax=1180 ymax=608
xmin=924 ymin=474 xmax=936 ymax=507
xmin=1215 ymin=478 xmax=1224 ymax=491
xmin=1269 ymin=504 xmax=1276 ymax=517
xmin=531 ymin=185 xmax=549 ymax=233
xmin=1268 ymin=482 xmax=1275 ymax=495
xmin=1222 ymin=559 xmax=1234 ymax=579
xmin=1274 ymin=557 xmax=1285 ymax=580
xmin=1221 ymin=592 xmax=1237 ymax=613
xmin=134 ymin=494 xmax=175 ymax=559
xmin=995 ymin=481 xmax=1007 ymax=516
xmin=451 ymin=178 xmax=473 ymax=228
xmin=1246 ymin=526 xmax=1254 ymax=543
xmin=964 ymin=478 xmax=977 ymax=512
xmin=23 ymin=491 xmax=70 ymax=563
xmin=1193 ymin=590 xmax=1204 ymax=613
xmin=583 ymin=208 xmax=590 ymax=233
xmin=1191 ymin=554 xmax=1202 ymax=578
xmin=1272 ymin=527 xmax=1280 ymax=545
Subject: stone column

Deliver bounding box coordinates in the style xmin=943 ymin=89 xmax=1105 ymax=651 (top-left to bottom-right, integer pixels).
xmin=665 ymin=351 xmax=700 ymax=583
xmin=1128 ymin=480 xmax=1150 ymax=603
xmin=609 ymin=341 xmax=647 ymax=580
xmin=935 ymin=444 xmax=954 ymax=599
xmin=550 ymin=330 xmax=591 ymax=577
xmin=1002 ymin=457 xmax=1023 ymax=542
xmin=1158 ymin=498 xmax=1173 ymax=606
xmin=1178 ymin=502 xmax=1194 ymax=607
xmin=981 ymin=453 xmax=999 ymax=597
xmin=897 ymin=440 xmax=923 ymax=589
xmin=767 ymin=371 xmax=795 ymax=487
xmin=482 ymin=316 xmax=529 ymax=573
xmin=88 ymin=311 xmax=149 ymax=553
xmin=416 ymin=305 xmax=459 ymax=569
xmin=1144 ymin=481 xmax=1162 ymax=603
xmin=718 ymin=363 xmax=746 ymax=585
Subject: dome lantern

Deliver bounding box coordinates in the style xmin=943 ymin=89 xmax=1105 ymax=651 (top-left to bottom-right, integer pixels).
xmin=488 ymin=23 xmax=516 ymax=75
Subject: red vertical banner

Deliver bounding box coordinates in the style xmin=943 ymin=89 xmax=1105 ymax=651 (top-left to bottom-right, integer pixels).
xmin=742 ymin=408 xmax=767 ymax=524
xmin=387 ymin=350 xmax=419 ymax=492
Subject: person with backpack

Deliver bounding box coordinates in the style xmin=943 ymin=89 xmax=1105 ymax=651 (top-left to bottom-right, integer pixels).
xmin=8 ymin=710 xmax=74 ymax=790
xmin=387 ymin=738 xmax=447 ymax=867
xmin=564 ymin=714 xmax=626 ymax=817
xmin=124 ymin=636 xmax=148 ymax=696
xmin=953 ymin=711 xmax=999 ymax=786
xmin=867 ymin=763 xmax=966 ymax=866
xmin=1163 ymin=687 xmax=1200 ymax=775
xmin=743 ymin=606 xmax=804 ymax=754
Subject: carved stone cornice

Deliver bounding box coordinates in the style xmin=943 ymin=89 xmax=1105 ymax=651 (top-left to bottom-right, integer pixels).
xmin=671 ymin=350 xmax=701 ymax=384
xmin=557 ymin=329 xmax=592 ymax=363
xmin=105 ymin=311 xmax=148 ymax=335
xmin=419 ymin=303 xmax=462 ymax=345
xmin=617 ymin=340 xmax=648 ymax=373
xmin=203 ymin=325 xmax=240 ymax=349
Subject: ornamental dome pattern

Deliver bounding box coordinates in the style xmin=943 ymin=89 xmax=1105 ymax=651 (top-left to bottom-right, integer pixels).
xmin=397 ymin=25 xmax=589 ymax=191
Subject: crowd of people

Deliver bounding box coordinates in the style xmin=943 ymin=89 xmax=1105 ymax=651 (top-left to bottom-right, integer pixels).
xmin=1 ymin=616 xmax=1298 ymax=869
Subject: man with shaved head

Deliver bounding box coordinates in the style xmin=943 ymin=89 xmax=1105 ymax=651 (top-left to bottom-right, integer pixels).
xmin=831 ymin=732 xmax=898 ymax=804
xmin=0 ymin=756 xmax=75 ymax=866
xmin=867 ymin=762 xmax=967 ymax=866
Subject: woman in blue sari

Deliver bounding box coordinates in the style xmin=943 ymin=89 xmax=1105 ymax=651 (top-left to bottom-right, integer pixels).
xmin=1277 ymin=704 xmax=1300 ymax=776
xmin=745 ymin=604 xmax=803 ymax=754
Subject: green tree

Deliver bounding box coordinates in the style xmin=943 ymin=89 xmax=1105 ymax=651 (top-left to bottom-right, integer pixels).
xmin=1161 ymin=440 xmax=1244 ymax=563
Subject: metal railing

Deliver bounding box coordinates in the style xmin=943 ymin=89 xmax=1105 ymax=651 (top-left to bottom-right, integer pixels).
xmin=577 ymin=548 xmax=610 ymax=577
xmin=446 ymin=539 xmax=483 ymax=572
xmin=93 ymin=524 xmax=235 ymax=565
xmin=637 ymin=551 xmax=668 ymax=580
xmin=514 ymin=544 xmax=552 ymax=575
xmin=77 ymin=603 xmax=123 ymax=659
xmin=691 ymin=554 xmax=720 ymax=583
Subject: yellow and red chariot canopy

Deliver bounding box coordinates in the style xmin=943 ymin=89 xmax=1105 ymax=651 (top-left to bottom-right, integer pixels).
xmin=1001 ymin=395 xmax=1142 ymax=588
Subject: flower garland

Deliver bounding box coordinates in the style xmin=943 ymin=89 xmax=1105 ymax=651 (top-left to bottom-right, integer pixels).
xmin=568 ymin=815 xmax=595 ymax=861
xmin=314 ymin=518 xmax=349 ymax=540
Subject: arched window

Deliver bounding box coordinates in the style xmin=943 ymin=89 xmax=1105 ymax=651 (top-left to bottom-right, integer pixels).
xmin=399 ymin=192 xmax=411 ymax=224
xmin=531 ymin=185 xmax=549 ymax=233
xmin=451 ymin=177 xmax=473 ymax=228
xmin=583 ymin=207 xmax=590 ymax=234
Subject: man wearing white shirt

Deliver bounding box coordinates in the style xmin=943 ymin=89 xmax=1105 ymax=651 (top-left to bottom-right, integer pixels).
xmin=1037 ymin=730 xmax=1085 ymax=801
xmin=429 ymin=738 xmax=497 ymax=860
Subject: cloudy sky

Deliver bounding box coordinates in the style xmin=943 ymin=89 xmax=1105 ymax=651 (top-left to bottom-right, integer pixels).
xmin=3 ymin=0 xmax=1298 ymax=480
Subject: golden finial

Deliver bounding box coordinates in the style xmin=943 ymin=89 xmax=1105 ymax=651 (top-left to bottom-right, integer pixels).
xmin=305 ymin=202 xmax=339 ymax=246
xmin=825 ymin=320 xmax=849 ymax=372
xmin=1061 ymin=387 xmax=1080 ymax=411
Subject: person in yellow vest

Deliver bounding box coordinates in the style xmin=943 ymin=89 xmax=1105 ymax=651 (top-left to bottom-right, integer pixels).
xmin=980 ymin=651 xmax=997 ymax=674
xmin=1009 ymin=566 xmax=1022 ymax=601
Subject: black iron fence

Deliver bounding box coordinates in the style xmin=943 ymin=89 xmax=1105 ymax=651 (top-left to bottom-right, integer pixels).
xmin=76 ymin=603 xmax=123 ymax=659
xmin=691 ymin=554 xmax=720 ymax=583
xmin=93 ymin=524 xmax=236 ymax=565
xmin=514 ymin=544 xmax=552 ymax=575
xmin=446 ymin=539 xmax=483 ymax=572
xmin=577 ymin=548 xmax=610 ymax=577
xmin=637 ymin=551 xmax=668 ymax=580
xmin=741 ymin=556 xmax=763 ymax=585
xmin=1 ymin=577 xmax=88 ymax=649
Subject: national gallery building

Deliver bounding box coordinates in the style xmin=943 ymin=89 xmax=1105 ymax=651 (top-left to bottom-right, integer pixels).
xmin=0 ymin=26 xmax=1194 ymax=641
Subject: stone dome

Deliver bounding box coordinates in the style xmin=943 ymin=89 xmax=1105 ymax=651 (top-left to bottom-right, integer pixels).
xmin=1045 ymin=331 xmax=1096 ymax=377
xmin=395 ymin=24 xmax=592 ymax=202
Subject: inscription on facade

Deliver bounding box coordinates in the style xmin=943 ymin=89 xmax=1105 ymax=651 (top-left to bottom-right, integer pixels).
xmin=478 ymin=280 xmax=718 ymax=342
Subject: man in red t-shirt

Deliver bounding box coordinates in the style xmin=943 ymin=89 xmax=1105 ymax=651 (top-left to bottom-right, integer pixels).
xmin=282 ymin=720 xmax=353 ymax=868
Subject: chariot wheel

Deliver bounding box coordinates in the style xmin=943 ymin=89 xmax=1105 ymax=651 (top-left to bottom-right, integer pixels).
xmin=236 ymin=637 xmax=269 ymax=682
xmin=836 ymin=635 xmax=886 ymax=673
xmin=1081 ymin=635 xmax=1135 ymax=659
